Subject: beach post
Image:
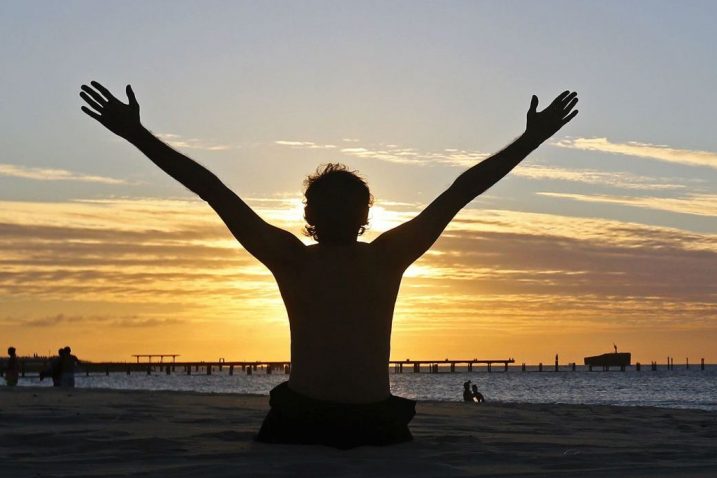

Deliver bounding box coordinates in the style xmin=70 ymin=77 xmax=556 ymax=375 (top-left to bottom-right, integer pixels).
xmin=399 ymin=363 xmax=403 ymax=373
xmin=701 ymin=358 xmax=705 ymax=370
xmin=521 ymin=363 xmax=526 ymax=372
xmin=126 ymin=366 xmax=131 ymax=375
xmin=636 ymin=362 xmax=641 ymax=371
xmin=147 ymin=365 xmax=151 ymax=375
xmin=450 ymin=363 xmax=455 ymax=373
xmin=686 ymin=357 xmax=689 ymax=369
xmin=572 ymin=362 xmax=576 ymax=372
xmin=166 ymin=364 xmax=170 ymax=375
xmin=206 ymin=364 xmax=212 ymax=375
xmin=247 ymin=366 xmax=252 ymax=375
xmin=539 ymin=362 xmax=543 ymax=372
xmin=504 ymin=362 xmax=508 ymax=372
xmin=488 ymin=363 xmax=492 ymax=373
xmin=106 ymin=366 xmax=110 ymax=376
xmin=229 ymin=365 xmax=234 ymax=375
xmin=414 ymin=363 xmax=420 ymax=373
xmin=186 ymin=365 xmax=191 ymax=375
xmin=555 ymin=354 xmax=559 ymax=372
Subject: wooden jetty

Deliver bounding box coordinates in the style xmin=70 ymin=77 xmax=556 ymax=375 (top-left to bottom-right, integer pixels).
xmin=13 ymin=357 xmax=515 ymax=377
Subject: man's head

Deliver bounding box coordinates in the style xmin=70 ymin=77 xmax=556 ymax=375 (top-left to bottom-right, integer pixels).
xmin=8 ymin=346 xmax=16 ymax=357
xmin=64 ymin=346 xmax=71 ymax=354
xmin=303 ymin=163 xmax=373 ymax=244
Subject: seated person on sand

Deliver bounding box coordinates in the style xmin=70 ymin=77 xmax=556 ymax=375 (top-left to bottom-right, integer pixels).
xmin=80 ymin=81 xmax=578 ymax=448
xmin=472 ymin=384 xmax=485 ymax=404
xmin=463 ymin=381 xmax=473 ymax=402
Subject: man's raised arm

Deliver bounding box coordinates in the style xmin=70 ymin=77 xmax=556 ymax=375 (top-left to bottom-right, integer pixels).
xmin=80 ymin=81 xmax=303 ymax=269
xmin=373 ymin=91 xmax=578 ymax=269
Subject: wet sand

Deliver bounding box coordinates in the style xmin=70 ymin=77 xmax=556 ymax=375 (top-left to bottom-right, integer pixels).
xmin=1 ymin=387 xmax=716 ymax=477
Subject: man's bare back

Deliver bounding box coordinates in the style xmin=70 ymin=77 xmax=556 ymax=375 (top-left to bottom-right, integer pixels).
xmin=278 ymin=242 xmax=402 ymax=402
xmin=80 ymin=81 xmax=578 ymax=408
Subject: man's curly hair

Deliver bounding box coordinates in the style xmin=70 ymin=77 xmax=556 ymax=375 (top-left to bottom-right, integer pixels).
xmin=303 ymin=163 xmax=373 ymax=244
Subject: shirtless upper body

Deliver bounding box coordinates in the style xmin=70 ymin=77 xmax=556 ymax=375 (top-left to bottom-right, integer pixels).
xmin=80 ymin=81 xmax=578 ymax=403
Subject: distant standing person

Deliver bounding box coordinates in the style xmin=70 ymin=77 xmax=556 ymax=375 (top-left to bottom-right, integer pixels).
xmin=3 ymin=347 xmax=20 ymax=386
xmin=40 ymin=348 xmax=65 ymax=387
xmin=60 ymin=346 xmax=80 ymax=387
xmin=471 ymin=384 xmax=485 ymax=404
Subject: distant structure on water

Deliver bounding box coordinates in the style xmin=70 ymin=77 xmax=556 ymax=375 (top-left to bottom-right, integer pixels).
xmin=584 ymin=344 xmax=631 ymax=367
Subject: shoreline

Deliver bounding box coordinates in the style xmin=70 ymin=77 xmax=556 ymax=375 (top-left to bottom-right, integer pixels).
xmin=2 ymin=387 xmax=716 ymax=477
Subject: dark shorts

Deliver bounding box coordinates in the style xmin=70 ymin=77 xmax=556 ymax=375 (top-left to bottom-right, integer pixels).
xmin=256 ymin=381 xmax=415 ymax=449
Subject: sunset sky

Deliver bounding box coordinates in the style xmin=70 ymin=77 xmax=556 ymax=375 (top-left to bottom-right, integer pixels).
xmin=2 ymin=1 xmax=715 ymax=364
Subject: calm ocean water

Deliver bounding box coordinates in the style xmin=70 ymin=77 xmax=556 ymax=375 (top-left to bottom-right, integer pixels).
xmin=16 ymin=365 xmax=717 ymax=411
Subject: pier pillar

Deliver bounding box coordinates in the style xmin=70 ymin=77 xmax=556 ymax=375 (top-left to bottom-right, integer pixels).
xmin=636 ymin=362 xmax=641 ymax=371
xmin=195 ymin=364 xmax=199 ymax=372
xmin=488 ymin=363 xmax=492 ymax=373
xmin=285 ymin=364 xmax=290 ymax=374
xmin=147 ymin=366 xmax=151 ymax=375
xmin=555 ymin=354 xmax=559 ymax=372
xmin=207 ymin=365 xmax=212 ymax=375
xmin=620 ymin=365 xmax=625 ymax=372
xmin=126 ymin=366 xmax=131 ymax=375
xmin=247 ymin=367 xmax=252 ymax=375
xmin=166 ymin=365 xmax=171 ymax=375
xmin=589 ymin=364 xmax=592 ymax=371
xmin=504 ymin=362 xmax=508 ymax=372
xmin=253 ymin=364 xmax=258 ymax=371
xmin=538 ymin=363 xmax=542 ymax=372
xmin=399 ymin=363 xmax=403 ymax=373
xmin=86 ymin=368 xmax=89 ymax=377
xmin=450 ymin=363 xmax=455 ymax=373
xmin=701 ymin=358 xmax=705 ymax=370
xmin=267 ymin=365 xmax=272 ymax=374
xmin=686 ymin=357 xmax=689 ymax=369
xmin=229 ymin=365 xmax=234 ymax=376
xmin=521 ymin=363 xmax=526 ymax=372
xmin=105 ymin=366 xmax=110 ymax=376
xmin=413 ymin=363 xmax=420 ymax=373
xmin=186 ymin=365 xmax=191 ymax=375
xmin=468 ymin=363 xmax=473 ymax=372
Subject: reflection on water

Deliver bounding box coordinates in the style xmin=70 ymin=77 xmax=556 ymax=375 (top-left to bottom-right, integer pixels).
xmin=17 ymin=366 xmax=717 ymax=411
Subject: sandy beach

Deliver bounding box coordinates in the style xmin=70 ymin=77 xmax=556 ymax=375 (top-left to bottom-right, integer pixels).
xmin=1 ymin=388 xmax=715 ymax=477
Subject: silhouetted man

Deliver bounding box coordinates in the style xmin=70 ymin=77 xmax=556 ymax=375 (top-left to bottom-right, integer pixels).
xmin=60 ymin=346 xmax=80 ymax=387
xmin=80 ymin=81 xmax=577 ymax=448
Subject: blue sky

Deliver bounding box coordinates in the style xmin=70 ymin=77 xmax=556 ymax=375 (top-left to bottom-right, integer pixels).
xmin=1 ymin=1 xmax=715 ymax=361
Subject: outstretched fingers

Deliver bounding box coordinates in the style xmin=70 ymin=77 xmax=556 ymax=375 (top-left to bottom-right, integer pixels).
xmin=80 ymin=91 xmax=104 ymax=114
xmin=561 ymin=109 xmax=579 ymax=125
xmin=90 ymin=81 xmax=117 ymax=103
xmin=81 ymin=105 xmax=103 ymax=122
xmin=80 ymin=84 xmax=107 ymax=106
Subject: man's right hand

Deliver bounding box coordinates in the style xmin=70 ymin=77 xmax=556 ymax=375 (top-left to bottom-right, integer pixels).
xmin=525 ymin=90 xmax=579 ymax=144
xmin=80 ymin=81 xmax=143 ymax=140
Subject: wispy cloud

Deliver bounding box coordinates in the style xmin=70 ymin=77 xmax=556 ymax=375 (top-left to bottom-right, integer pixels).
xmin=274 ymin=140 xmax=336 ymax=149
xmin=537 ymin=192 xmax=717 ymax=217
xmin=514 ymin=164 xmax=687 ymax=191
xmin=553 ymin=137 xmax=717 ymax=170
xmin=275 ymin=139 xmax=488 ymax=167
xmin=0 ymin=163 xmax=127 ymax=184
xmin=157 ymin=133 xmax=232 ymax=151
